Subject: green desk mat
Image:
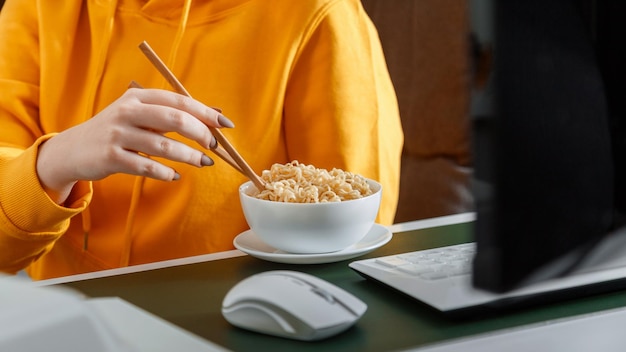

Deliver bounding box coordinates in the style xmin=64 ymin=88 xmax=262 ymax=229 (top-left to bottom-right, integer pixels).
xmin=61 ymin=223 xmax=626 ymax=352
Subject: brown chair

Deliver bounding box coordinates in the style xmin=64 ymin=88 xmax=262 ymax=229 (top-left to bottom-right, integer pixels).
xmin=361 ymin=0 xmax=474 ymax=223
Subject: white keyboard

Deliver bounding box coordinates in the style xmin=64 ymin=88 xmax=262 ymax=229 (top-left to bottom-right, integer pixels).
xmin=350 ymin=232 xmax=626 ymax=316
xmin=373 ymin=243 xmax=476 ymax=281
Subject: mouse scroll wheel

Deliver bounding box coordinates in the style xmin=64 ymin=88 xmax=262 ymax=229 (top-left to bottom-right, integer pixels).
xmin=311 ymin=287 xmax=336 ymax=303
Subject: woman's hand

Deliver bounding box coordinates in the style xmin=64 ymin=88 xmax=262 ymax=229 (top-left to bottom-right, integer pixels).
xmin=36 ymin=87 xmax=233 ymax=204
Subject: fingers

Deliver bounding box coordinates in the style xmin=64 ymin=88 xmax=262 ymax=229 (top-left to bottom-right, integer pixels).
xmin=128 ymin=103 xmax=218 ymax=150
xmin=114 ymin=151 xmax=181 ymax=182
xmin=37 ymin=85 xmax=231 ymax=189
xmin=126 ymin=87 xmax=235 ymax=129
xmin=85 ymin=87 xmax=235 ymax=181
xmin=104 ymin=139 xmax=213 ymax=182
xmin=122 ymin=127 xmax=214 ymax=168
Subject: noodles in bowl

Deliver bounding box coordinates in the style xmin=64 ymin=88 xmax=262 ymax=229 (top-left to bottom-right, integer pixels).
xmin=239 ymin=161 xmax=382 ymax=254
xmin=254 ymin=161 xmax=373 ymax=203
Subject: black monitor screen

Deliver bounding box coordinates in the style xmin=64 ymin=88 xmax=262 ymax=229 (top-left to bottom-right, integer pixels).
xmin=470 ymin=0 xmax=626 ymax=293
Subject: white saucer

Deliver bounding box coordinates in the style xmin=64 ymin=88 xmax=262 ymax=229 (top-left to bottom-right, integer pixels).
xmin=233 ymin=224 xmax=392 ymax=264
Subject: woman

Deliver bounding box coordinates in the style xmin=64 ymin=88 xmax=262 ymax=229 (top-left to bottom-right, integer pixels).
xmin=0 ymin=0 xmax=403 ymax=279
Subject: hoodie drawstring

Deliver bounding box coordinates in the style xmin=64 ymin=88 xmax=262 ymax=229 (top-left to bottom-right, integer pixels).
xmin=118 ymin=0 xmax=193 ymax=266
xmin=119 ymin=176 xmax=146 ymax=266
xmin=82 ymin=206 xmax=91 ymax=250
xmin=82 ymin=0 xmax=119 ymax=251
xmin=167 ymin=0 xmax=192 ymax=73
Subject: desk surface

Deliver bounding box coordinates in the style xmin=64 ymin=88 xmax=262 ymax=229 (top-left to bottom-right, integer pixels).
xmin=45 ymin=214 xmax=626 ymax=351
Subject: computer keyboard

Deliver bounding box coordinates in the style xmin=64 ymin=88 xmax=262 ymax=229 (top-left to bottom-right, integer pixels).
xmin=372 ymin=242 xmax=476 ymax=280
xmin=350 ymin=232 xmax=626 ymax=316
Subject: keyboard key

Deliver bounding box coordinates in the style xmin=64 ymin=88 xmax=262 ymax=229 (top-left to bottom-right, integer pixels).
xmin=375 ymin=256 xmax=410 ymax=268
xmin=397 ymin=264 xmax=435 ymax=276
xmin=372 ymin=243 xmax=476 ymax=281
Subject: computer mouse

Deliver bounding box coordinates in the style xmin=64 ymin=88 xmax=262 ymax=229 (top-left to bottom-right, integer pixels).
xmin=221 ymin=270 xmax=367 ymax=341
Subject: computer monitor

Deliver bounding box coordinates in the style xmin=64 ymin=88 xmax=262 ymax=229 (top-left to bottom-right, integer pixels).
xmin=470 ymin=0 xmax=626 ymax=293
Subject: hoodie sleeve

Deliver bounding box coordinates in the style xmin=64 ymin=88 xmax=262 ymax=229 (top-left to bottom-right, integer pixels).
xmin=0 ymin=139 xmax=91 ymax=274
xmin=283 ymin=0 xmax=404 ymax=224
xmin=0 ymin=0 xmax=91 ymax=274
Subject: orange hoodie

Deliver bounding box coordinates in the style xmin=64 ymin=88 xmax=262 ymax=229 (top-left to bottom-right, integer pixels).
xmin=0 ymin=0 xmax=403 ymax=280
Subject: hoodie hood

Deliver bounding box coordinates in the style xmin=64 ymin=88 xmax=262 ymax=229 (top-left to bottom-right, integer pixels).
xmin=116 ymin=0 xmax=252 ymax=23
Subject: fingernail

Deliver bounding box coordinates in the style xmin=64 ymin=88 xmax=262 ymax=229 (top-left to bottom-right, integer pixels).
xmin=173 ymin=172 xmax=181 ymax=181
xmin=210 ymin=136 xmax=218 ymax=149
xmin=217 ymin=114 xmax=235 ymax=128
xmin=201 ymin=154 xmax=214 ymax=166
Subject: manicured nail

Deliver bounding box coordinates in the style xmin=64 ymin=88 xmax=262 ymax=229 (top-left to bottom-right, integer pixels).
xmin=201 ymin=154 xmax=214 ymax=166
xmin=217 ymin=114 xmax=235 ymax=128
xmin=209 ymin=136 xmax=218 ymax=149
xmin=173 ymin=172 xmax=181 ymax=181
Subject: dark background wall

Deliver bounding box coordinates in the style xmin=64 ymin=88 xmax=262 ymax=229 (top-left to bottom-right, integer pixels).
xmin=361 ymin=0 xmax=473 ymax=222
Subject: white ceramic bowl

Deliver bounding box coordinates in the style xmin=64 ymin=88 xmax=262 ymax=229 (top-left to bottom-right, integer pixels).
xmin=239 ymin=179 xmax=382 ymax=254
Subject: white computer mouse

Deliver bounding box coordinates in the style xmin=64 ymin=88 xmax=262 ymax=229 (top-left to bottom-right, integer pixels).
xmin=221 ymin=270 xmax=367 ymax=341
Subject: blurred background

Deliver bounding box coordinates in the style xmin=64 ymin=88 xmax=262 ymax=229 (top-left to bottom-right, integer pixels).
xmin=361 ymin=0 xmax=473 ymax=223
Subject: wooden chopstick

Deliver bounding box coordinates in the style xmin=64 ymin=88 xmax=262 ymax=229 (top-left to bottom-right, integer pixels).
xmin=136 ymin=41 xmax=266 ymax=190
xmin=128 ymin=80 xmax=244 ymax=174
